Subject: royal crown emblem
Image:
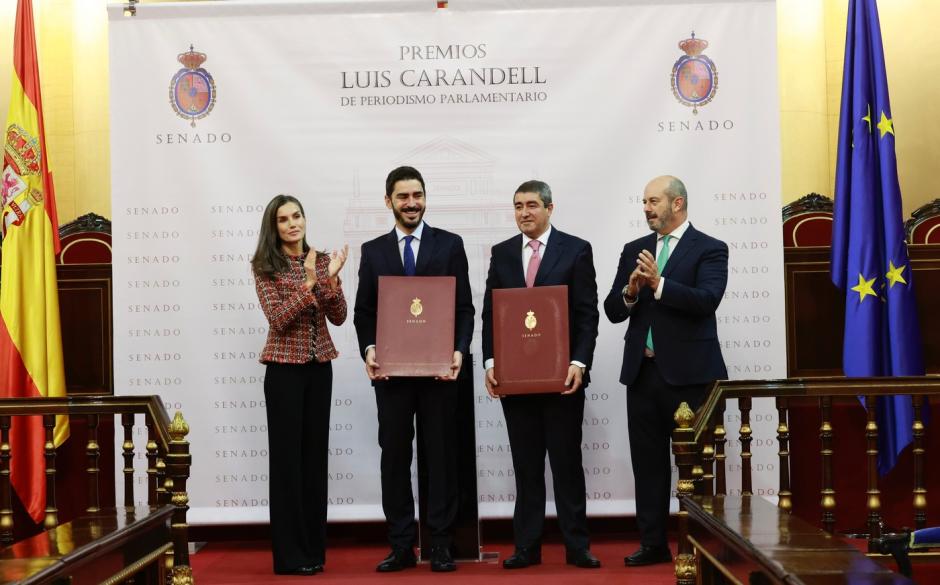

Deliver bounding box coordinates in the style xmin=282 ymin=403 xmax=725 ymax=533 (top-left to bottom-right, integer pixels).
xmin=5 ymin=125 xmax=41 ymax=177
xmin=169 ymin=45 xmax=217 ymax=127
xmin=2 ymin=124 xmax=43 ymax=240
xmin=671 ymin=32 xmax=718 ymax=114
xmin=410 ymin=297 xmax=423 ymax=317
xmin=524 ymin=310 xmax=537 ymax=331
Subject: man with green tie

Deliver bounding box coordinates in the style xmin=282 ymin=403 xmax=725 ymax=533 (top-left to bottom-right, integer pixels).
xmin=603 ymin=175 xmax=729 ymax=567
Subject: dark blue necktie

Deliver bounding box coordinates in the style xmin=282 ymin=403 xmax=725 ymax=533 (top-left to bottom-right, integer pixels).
xmin=403 ymin=235 xmax=416 ymax=276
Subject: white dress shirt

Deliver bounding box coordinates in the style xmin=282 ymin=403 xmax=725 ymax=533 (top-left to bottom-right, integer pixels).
xmin=395 ymin=220 xmax=424 ymax=264
xmin=521 ymin=225 xmax=552 ymax=273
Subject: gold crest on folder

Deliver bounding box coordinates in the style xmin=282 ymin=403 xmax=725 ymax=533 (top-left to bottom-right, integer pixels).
xmin=524 ymin=310 xmax=537 ymax=331
xmin=410 ymin=298 xmax=423 ymax=317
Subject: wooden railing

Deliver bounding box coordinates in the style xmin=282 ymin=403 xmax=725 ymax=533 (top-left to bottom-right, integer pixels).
xmin=0 ymin=395 xmax=192 ymax=584
xmin=670 ymin=376 xmax=940 ymax=585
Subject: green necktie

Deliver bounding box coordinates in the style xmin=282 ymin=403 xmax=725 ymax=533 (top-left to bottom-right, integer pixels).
xmin=646 ymin=234 xmax=672 ymax=352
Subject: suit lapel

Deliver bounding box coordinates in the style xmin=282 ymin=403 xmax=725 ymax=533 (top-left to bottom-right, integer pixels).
xmin=534 ymin=228 xmax=564 ymax=286
xmin=641 ymin=232 xmax=658 ymax=256
xmin=415 ymin=223 xmax=435 ymax=275
xmin=382 ymin=229 xmax=404 ymax=276
xmin=661 ymin=224 xmax=698 ymax=279
xmin=507 ymin=234 xmax=526 ymax=288
xmin=638 ymin=233 xmax=658 ymax=298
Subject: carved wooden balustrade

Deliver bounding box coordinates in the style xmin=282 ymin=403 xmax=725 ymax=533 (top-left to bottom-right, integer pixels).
xmin=670 ymin=377 xmax=940 ymax=585
xmin=0 ymin=395 xmax=192 ymax=584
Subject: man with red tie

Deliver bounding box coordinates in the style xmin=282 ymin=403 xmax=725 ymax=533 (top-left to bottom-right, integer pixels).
xmin=481 ymin=180 xmax=601 ymax=569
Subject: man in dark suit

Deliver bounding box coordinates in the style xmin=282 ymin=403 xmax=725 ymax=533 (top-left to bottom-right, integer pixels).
xmin=481 ymin=180 xmax=601 ymax=570
xmin=353 ymin=166 xmax=475 ymax=573
xmin=604 ymin=175 xmax=728 ymax=567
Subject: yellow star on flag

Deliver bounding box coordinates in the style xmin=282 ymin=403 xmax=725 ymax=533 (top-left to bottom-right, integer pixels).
xmin=850 ymin=273 xmax=878 ymax=302
xmin=862 ymin=104 xmax=872 ymax=133
xmin=885 ymin=261 xmax=907 ymax=288
xmin=877 ymin=111 xmax=895 ymax=138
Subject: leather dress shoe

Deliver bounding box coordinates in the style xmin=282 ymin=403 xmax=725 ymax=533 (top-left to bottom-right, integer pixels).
xmin=430 ymin=546 xmax=457 ymax=572
xmin=566 ymin=548 xmax=601 ymax=568
xmin=376 ymin=548 xmax=417 ymax=572
xmin=502 ymin=547 xmax=541 ymax=569
xmin=274 ymin=564 xmax=319 ymax=576
xmin=624 ymin=545 xmax=672 ymax=567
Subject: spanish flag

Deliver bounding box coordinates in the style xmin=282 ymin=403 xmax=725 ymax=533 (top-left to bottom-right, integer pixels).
xmin=0 ymin=0 xmax=69 ymax=525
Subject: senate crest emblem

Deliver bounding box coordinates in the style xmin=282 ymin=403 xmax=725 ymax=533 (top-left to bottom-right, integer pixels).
xmin=2 ymin=124 xmax=44 ymax=240
xmin=169 ymin=45 xmax=217 ymax=127
xmin=410 ymin=298 xmax=423 ymax=317
xmin=671 ymin=32 xmax=718 ymax=114
xmin=524 ymin=310 xmax=537 ymax=331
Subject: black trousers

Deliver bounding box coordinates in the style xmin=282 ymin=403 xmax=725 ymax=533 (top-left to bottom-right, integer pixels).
xmin=626 ymin=358 xmax=706 ymax=547
xmin=263 ymin=360 xmax=333 ymax=573
xmin=500 ymin=387 xmax=589 ymax=552
xmin=374 ymin=377 xmax=458 ymax=549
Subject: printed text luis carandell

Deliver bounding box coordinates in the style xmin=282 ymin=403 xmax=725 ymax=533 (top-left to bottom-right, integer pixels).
xmin=341 ymin=43 xmax=546 ymax=89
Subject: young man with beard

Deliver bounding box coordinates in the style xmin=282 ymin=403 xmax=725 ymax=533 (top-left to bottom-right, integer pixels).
xmin=353 ymin=166 xmax=474 ymax=573
xmin=604 ymin=175 xmax=728 ymax=567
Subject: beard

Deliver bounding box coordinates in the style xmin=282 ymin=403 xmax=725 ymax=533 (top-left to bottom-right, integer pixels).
xmin=646 ymin=207 xmax=673 ymax=232
xmin=393 ymin=205 xmax=424 ymax=229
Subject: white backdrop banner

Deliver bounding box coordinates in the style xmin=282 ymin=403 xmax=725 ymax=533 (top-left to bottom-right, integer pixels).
xmin=109 ymin=0 xmax=784 ymax=524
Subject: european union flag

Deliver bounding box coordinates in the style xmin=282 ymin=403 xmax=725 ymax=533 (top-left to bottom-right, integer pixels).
xmin=831 ymin=0 xmax=926 ymax=476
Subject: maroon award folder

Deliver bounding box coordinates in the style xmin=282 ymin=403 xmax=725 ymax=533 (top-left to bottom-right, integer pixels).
xmin=493 ymin=285 xmax=570 ymax=394
xmin=375 ymin=276 xmax=455 ymax=377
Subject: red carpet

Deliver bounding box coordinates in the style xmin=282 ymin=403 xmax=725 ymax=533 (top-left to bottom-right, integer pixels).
xmin=191 ymin=540 xmax=677 ymax=584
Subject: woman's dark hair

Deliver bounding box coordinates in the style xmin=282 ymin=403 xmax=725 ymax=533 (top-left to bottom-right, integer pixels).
xmin=251 ymin=194 xmax=310 ymax=277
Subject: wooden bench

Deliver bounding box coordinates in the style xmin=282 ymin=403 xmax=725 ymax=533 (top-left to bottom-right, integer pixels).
xmin=0 ymin=506 xmax=174 ymax=585
xmin=683 ymin=494 xmax=913 ymax=585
